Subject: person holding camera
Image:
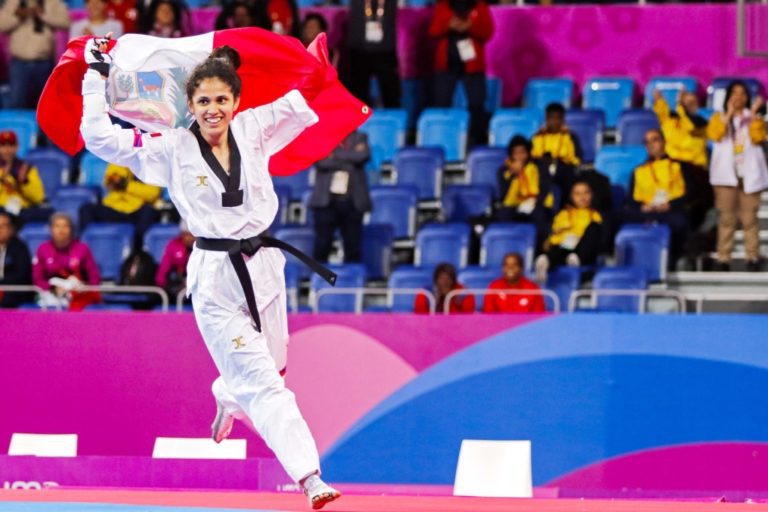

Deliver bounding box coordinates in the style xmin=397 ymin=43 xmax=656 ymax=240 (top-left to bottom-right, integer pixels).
xmin=0 ymin=0 xmax=70 ymax=109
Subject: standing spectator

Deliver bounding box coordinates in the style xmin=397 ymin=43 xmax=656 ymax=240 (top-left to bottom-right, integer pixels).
xmin=482 ymin=252 xmax=545 ymax=313
xmin=252 ymin=0 xmax=300 ymax=37
xmin=214 ymin=0 xmax=257 ymax=30
xmin=414 ymin=262 xmax=475 ymax=314
xmin=33 ymin=212 xmax=101 ymax=311
xmin=70 ymin=0 xmax=124 ymax=39
xmin=301 ymin=12 xmax=337 ymax=64
xmin=346 ymin=0 xmax=400 ymax=108
xmin=106 ymin=0 xmax=138 ymax=33
xmin=0 ymin=0 xmax=70 ymax=109
xmin=0 ymin=212 xmax=33 ymax=308
xmin=139 ymin=0 xmax=185 ymax=37
xmin=531 ymin=103 xmax=579 ymax=193
xmin=0 ymin=130 xmax=51 ymax=224
xmin=707 ymin=81 xmax=768 ymax=271
xmin=429 ymin=0 xmax=493 ymax=146
xmin=155 ymin=220 xmax=194 ymax=299
xmin=309 ymin=131 xmax=372 ymax=263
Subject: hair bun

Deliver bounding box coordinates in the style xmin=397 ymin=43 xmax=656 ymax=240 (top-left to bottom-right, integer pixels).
xmin=209 ymin=45 xmax=241 ymax=70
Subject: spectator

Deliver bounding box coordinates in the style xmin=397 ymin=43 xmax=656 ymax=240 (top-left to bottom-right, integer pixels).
xmin=0 ymin=130 xmax=52 ymax=224
xmin=531 ymin=102 xmax=579 ymax=193
xmin=707 ymin=81 xmax=768 ymax=272
xmin=0 ymin=0 xmax=69 ymax=109
xmin=482 ymin=252 xmax=545 ymax=313
xmin=139 ymin=0 xmax=185 ymax=37
xmin=252 ymin=0 xmax=300 ymax=37
xmin=623 ymin=128 xmax=689 ymax=269
xmin=346 ymin=0 xmax=400 ymax=108
xmin=309 ymin=131 xmax=372 ymax=263
xmin=0 ymin=212 xmax=33 ymax=308
xmin=79 ymin=163 xmax=161 ymax=250
xmin=534 ymin=180 xmax=602 ymax=283
xmin=33 ymin=212 xmax=101 ymax=311
xmin=69 ymin=0 xmax=123 ymax=39
xmin=155 ymin=219 xmax=194 ymax=299
xmin=106 ymin=0 xmax=138 ymax=33
xmin=214 ymin=0 xmax=256 ymax=30
xmin=414 ymin=262 xmax=475 ymax=314
xmin=301 ymin=12 xmax=337 ymax=64
xmin=429 ymin=0 xmax=493 ymax=146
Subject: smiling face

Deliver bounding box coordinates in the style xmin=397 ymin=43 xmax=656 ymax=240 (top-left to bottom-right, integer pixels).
xmin=187 ymin=77 xmax=240 ymax=142
xmin=155 ymin=1 xmax=176 ymax=27
xmin=570 ymin=182 xmax=593 ymax=209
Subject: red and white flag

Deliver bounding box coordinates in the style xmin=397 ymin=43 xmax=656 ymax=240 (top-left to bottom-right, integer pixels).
xmin=37 ymin=28 xmax=371 ymax=176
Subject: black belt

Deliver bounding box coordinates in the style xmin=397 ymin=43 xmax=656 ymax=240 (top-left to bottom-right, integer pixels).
xmin=195 ymin=234 xmax=337 ymax=332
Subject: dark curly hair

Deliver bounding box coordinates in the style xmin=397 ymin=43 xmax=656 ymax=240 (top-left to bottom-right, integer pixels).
xmin=185 ymin=46 xmax=242 ymax=101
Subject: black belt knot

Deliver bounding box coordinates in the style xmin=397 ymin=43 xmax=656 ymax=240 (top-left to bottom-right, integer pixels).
xmin=240 ymin=237 xmax=262 ymax=256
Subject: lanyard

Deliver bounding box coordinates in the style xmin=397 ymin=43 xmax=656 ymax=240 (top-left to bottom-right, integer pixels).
xmin=364 ymin=0 xmax=384 ymax=19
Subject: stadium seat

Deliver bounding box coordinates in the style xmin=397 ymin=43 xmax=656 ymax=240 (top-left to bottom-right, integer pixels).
xmin=367 ymin=185 xmax=419 ymax=239
xmin=51 ymin=186 xmax=99 ymax=227
xmin=415 ymin=223 xmax=470 ymax=269
xmin=401 ymin=78 xmax=426 ymax=131
xmin=707 ymin=77 xmax=766 ymax=111
xmin=466 ymin=146 xmax=507 ymax=198
xmin=284 ymin=262 xmax=300 ymax=312
xmin=610 ymin=184 xmax=627 ymax=210
xmin=361 ymin=223 xmax=394 ymax=280
xmin=81 ymin=223 xmax=135 ymax=281
xmin=488 ymin=108 xmax=542 ymax=146
xmin=441 ymin=184 xmax=494 ymax=222
xmin=615 ymin=223 xmax=671 ymax=282
xmin=0 ymin=109 xmax=38 ymax=157
xmin=565 ymin=109 xmax=605 ymax=164
xmin=523 ymin=78 xmax=574 ymax=115
xmin=392 ymin=147 xmax=445 ymax=201
xmin=545 ymin=266 xmax=581 ymax=312
xmin=358 ymin=109 xmax=408 ymax=172
xmin=457 ymin=266 xmax=496 ymax=311
xmin=480 ymin=223 xmax=536 ymax=272
xmin=300 ymin=189 xmax=314 ymax=226
xmin=79 ymin=151 xmax=110 ymax=191
xmin=416 ymin=108 xmax=469 ymax=161
xmin=452 ymin=76 xmax=503 ymax=114
xmin=272 ymin=168 xmax=314 ymax=201
xmin=26 ymin=148 xmax=71 ymax=200
xmin=582 ymin=77 xmax=634 ymax=128
xmin=311 ymin=263 xmax=366 ymax=313
xmin=143 ymin=224 xmax=181 ymax=263
xmin=616 ymin=109 xmax=660 ymax=146
xmin=18 ymin=222 xmax=50 ymax=256
xmin=590 ymin=266 xmax=648 ymax=313
xmin=272 ymin=184 xmax=291 ymax=229
xmin=697 ymin=107 xmax=715 ymax=121
xmin=274 ymin=225 xmax=315 ymax=277
xmin=644 ymin=76 xmax=698 ymax=109
xmin=594 ymin=145 xmax=647 ymax=189
xmin=387 ymin=265 xmax=433 ymax=312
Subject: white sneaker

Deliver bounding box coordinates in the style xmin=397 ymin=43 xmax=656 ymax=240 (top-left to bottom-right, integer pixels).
xmin=302 ymin=474 xmax=341 ymax=510
xmin=534 ymin=254 xmax=549 ymax=284
xmin=211 ymin=400 xmax=234 ymax=444
xmin=566 ymin=253 xmax=581 ymax=267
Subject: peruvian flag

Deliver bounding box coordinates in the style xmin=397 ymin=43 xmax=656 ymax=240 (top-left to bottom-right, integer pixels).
xmin=36 ymin=28 xmax=371 ymax=176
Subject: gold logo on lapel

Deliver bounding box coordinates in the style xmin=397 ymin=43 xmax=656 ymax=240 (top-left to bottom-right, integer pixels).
xmin=196 ymin=176 xmax=209 ymax=187
xmin=232 ymin=336 xmax=246 ymax=349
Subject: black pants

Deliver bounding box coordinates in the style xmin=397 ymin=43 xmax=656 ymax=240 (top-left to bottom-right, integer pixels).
xmin=620 ymin=209 xmax=689 ymax=269
xmin=434 ymin=71 xmax=488 ymax=146
xmin=79 ymin=203 xmax=159 ymax=249
xmin=547 ymin=223 xmax=602 ymax=267
xmin=349 ymin=49 xmax=401 ymax=108
xmin=312 ymin=199 xmax=364 ymax=263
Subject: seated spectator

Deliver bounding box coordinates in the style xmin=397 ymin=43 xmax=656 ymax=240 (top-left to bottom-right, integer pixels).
xmin=534 ymin=180 xmax=602 ymax=283
xmin=79 ymin=163 xmax=161 ymax=250
xmin=0 ymin=212 xmax=33 ymax=307
xmin=532 ymin=102 xmax=579 ymax=193
xmin=214 ymin=0 xmax=257 ymax=30
xmin=69 ymin=0 xmax=124 ymax=39
xmin=155 ymin=220 xmax=194 ymax=299
xmin=139 ymin=0 xmax=185 ymax=37
xmin=253 ymin=0 xmax=300 ymax=37
xmin=623 ymin=128 xmax=689 ymax=268
xmin=483 ymin=252 xmax=545 ymax=313
xmin=0 ymin=130 xmax=52 ymax=224
xmin=414 ymin=262 xmax=474 ymax=314
xmin=106 ymin=0 xmax=137 ymax=33
xmin=33 ymin=212 xmax=101 ymax=311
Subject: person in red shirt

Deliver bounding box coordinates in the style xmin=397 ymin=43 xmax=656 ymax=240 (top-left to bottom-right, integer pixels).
xmin=155 ymin=219 xmax=194 ymax=299
xmin=483 ymin=252 xmax=546 ymax=313
xmin=414 ymin=262 xmax=475 ymax=314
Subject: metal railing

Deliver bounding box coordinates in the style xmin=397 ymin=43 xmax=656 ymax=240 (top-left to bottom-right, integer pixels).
xmin=313 ymin=287 xmax=437 ymax=314
xmin=0 ymin=284 xmax=169 ymax=312
xmin=444 ymin=288 xmax=561 ymax=314
xmin=686 ymin=292 xmax=768 ymax=314
xmin=568 ymin=289 xmax=687 ymax=314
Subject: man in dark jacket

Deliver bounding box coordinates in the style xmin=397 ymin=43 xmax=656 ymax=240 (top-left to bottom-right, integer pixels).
xmin=310 ymin=131 xmax=372 ymax=263
xmin=0 ymin=211 xmax=33 ymax=307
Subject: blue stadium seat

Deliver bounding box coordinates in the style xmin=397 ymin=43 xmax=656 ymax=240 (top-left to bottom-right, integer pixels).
xmin=466 ymin=146 xmax=507 ymax=198
xmin=274 ymin=225 xmax=315 ymax=277
xmin=452 ymin=76 xmax=503 ymax=114
xmin=707 ymin=77 xmax=766 ymax=111
xmin=79 ymin=151 xmax=110 ymax=191
xmin=590 ymin=266 xmax=648 ymax=313
xmin=0 ymin=110 xmax=37 ymax=157
xmin=367 ymin=185 xmax=419 ymax=239
xmin=697 ymin=107 xmax=715 ymax=121
xmin=644 ymin=76 xmax=698 ymax=109
xmin=392 ymin=147 xmax=444 ymax=200
xmin=488 ymin=108 xmax=542 ymax=146
xmin=81 ymin=223 xmax=135 ymax=281
xmin=480 ymin=222 xmax=536 ymax=272
xmin=594 ymin=145 xmax=647 ymax=189
xmin=441 ymin=184 xmax=494 ymax=222
xmin=545 ymin=266 xmax=581 ymax=313
xmin=358 ymin=109 xmax=408 ymax=172
xmin=300 ymin=189 xmax=314 ymax=227
xmin=26 ymin=148 xmax=71 ymax=200
xmin=387 ymin=265 xmax=433 ymax=312
xmin=414 ymin=223 xmax=470 ymax=269
xmin=272 ymin=184 xmax=291 ymax=229
xmin=361 ymin=223 xmax=394 ymax=280
xmin=51 ymin=186 xmax=99 ymax=227
xmin=616 ymin=109 xmax=660 ymax=146
xmin=457 ymin=266 xmax=496 ymax=311
xmin=284 ymin=262 xmax=301 ymax=312
xmin=565 ymin=109 xmax=605 ymax=164
xmin=523 ymin=78 xmax=574 ymax=115
xmin=615 ymin=223 xmax=671 ymax=282
xmin=416 ymin=108 xmax=469 ymax=161
xmin=582 ymin=77 xmax=634 ymax=128
xmin=272 ymin=169 xmax=314 ymax=201
xmin=311 ymin=263 xmax=366 ymax=312
xmin=143 ymin=224 xmax=181 ymax=263
xmin=18 ymin=222 xmax=50 ymax=256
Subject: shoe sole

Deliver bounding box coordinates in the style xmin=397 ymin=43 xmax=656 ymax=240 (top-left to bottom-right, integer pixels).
xmin=310 ymin=490 xmax=341 ymax=510
xmin=211 ymin=404 xmax=233 ymax=444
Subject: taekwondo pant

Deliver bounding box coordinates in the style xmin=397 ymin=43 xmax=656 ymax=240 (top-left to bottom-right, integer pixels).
xmin=191 ymin=250 xmax=319 ymax=483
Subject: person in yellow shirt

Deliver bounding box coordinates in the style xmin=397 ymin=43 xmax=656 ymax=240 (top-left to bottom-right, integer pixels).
xmin=531 ymin=102 xmax=579 ymax=192
xmin=0 ymin=130 xmax=52 ymax=224
xmin=534 ymin=180 xmax=602 ymax=283
xmin=79 ymin=163 xmax=161 ymax=249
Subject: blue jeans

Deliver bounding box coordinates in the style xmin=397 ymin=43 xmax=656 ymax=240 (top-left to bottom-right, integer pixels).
xmin=9 ymin=58 xmax=53 ymax=109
